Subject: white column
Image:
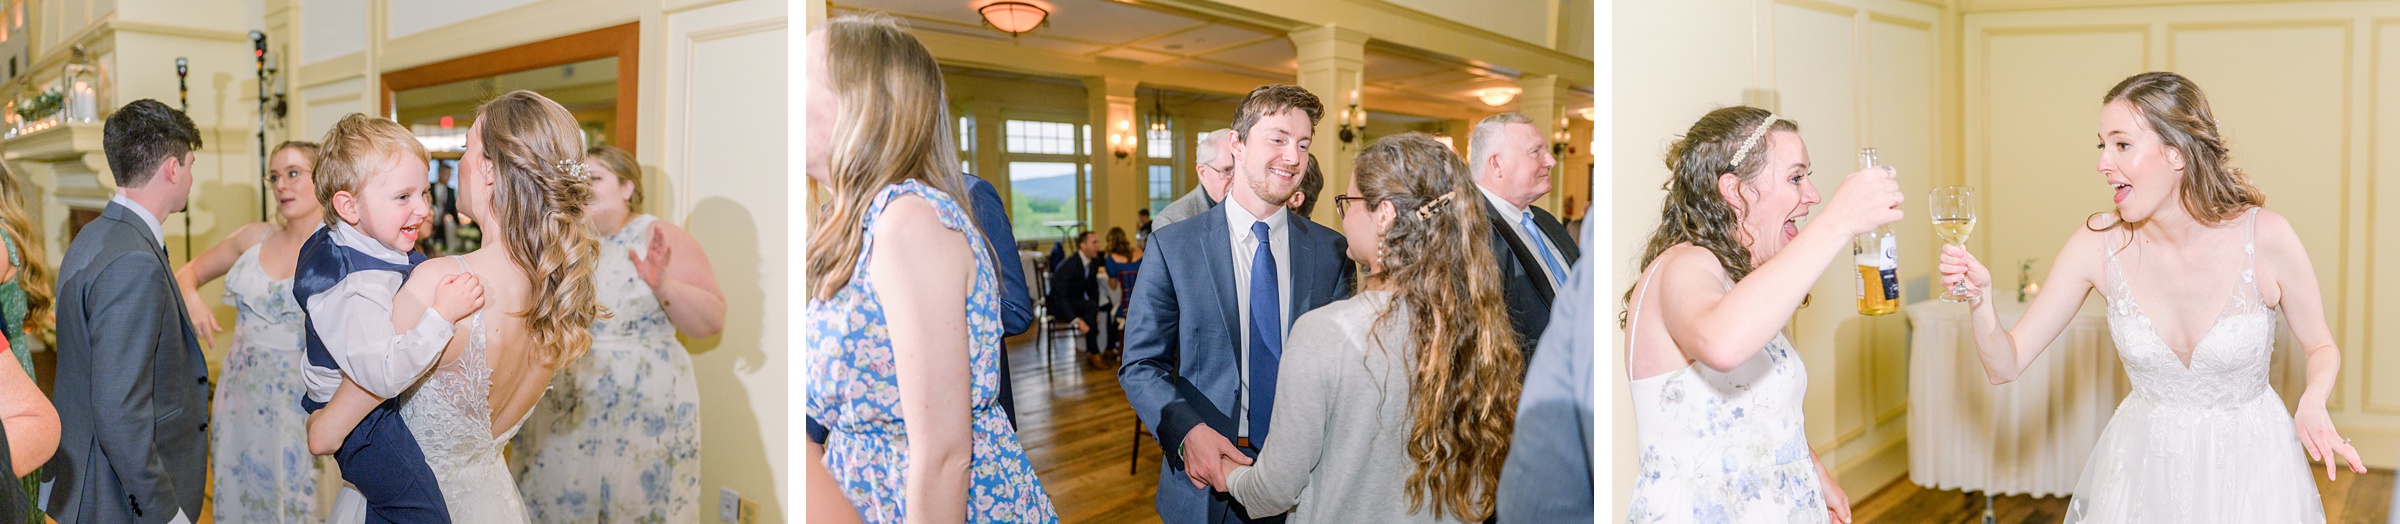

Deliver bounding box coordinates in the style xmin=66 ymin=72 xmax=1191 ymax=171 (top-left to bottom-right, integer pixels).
xmin=1291 ymin=24 xmax=1367 ymax=228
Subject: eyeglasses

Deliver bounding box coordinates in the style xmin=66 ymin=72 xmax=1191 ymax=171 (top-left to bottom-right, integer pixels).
xmin=1334 ymin=194 xmax=1365 ymax=219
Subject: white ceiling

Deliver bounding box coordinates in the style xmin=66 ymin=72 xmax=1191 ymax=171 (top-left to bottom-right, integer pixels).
xmin=831 ymin=0 xmax=1594 ymax=116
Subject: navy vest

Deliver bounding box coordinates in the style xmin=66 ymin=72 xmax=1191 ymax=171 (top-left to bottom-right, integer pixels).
xmin=290 ymin=226 xmax=451 ymax=523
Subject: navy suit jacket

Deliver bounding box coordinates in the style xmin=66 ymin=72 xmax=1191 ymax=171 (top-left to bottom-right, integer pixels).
xmin=1119 ymin=203 xmax=1353 ymax=524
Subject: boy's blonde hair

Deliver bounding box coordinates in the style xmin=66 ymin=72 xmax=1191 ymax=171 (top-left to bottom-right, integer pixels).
xmin=315 ymin=113 xmax=431 ymax=228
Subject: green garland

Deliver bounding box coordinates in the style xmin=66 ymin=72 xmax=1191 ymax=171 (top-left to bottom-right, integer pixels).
xmin=12 ymin=89 xmax=60 ymax=121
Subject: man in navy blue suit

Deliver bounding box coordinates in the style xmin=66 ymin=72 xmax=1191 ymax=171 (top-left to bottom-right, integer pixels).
xmin=1120 ymin=84 xmax=1352 ymax=524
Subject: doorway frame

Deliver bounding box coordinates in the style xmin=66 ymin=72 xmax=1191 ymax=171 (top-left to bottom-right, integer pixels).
xmin=379 ymin=22 xmax=639 ymax=155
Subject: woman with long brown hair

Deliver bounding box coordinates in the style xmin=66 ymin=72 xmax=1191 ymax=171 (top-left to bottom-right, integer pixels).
xmin=1621 ymin=106 xmax=1901 ymax=523
xmin=1939 ymin=71 xmax=2360 ymax=522
xmin=0 ymin=160 xmax=48 ymax=524
xmin=803 ymin=13 xmax=1056 ymax=523
xmin=1202 ymin=133 xmax=1518 ymax=523
xmin=174 ymin=141 xmax=330 ymax=523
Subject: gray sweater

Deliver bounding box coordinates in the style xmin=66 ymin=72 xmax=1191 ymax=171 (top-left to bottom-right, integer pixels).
xmin=1225 ymin=292 xmax=1476 ymax=524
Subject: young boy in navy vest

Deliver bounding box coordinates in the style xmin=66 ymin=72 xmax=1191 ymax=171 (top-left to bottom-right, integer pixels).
xmin=295 ymin=113 xmax=484 ymax=523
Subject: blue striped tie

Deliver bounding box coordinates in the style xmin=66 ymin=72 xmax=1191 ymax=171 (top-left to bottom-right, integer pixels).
xmin=1246 ymin=221 xmax=1280 ymax=444
xmin=1522 ymin=213 xmax=1566 ymax=289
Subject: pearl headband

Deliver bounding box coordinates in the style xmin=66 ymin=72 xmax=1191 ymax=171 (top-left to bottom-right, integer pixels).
xmin=1728 ymin=113 xmax=1781 ymax=169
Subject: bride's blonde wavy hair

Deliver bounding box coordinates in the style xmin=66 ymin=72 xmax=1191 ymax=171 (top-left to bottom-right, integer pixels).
xmin=474 ymin=90 xmax=605 ymax=366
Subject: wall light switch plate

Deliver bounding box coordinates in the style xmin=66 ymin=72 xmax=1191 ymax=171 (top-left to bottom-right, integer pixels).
xmin=719 ymin=487 xmax=739 ymax=522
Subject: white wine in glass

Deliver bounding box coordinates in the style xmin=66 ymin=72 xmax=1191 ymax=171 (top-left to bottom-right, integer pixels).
xmin=1930 ymin=186 xmax=1976 ymax=302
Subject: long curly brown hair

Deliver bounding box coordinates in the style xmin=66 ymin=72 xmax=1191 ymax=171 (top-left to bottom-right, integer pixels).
xmin=2089 ymin=71 xmax=2263 ymax=231
xmin=1353 ymin=132 xmax=1522 ymax=522
xmin=1623 ymin=106 xmax=1798 ymax=325
xmin=0 ymin=161 xmax=50 ymax=341
xmin=475 ymin=90 xmax=604 ymax=366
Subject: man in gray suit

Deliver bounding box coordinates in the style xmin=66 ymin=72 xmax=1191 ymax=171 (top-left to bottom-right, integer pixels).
xmin=44 ymin=99 xmax=208 ymax=524
xmin=1151 ymin=128 xmax=1235 ymax=229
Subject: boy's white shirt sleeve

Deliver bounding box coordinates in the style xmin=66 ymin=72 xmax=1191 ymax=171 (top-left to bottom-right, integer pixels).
xmin=301 ymin=270 xmax=454 ymax=401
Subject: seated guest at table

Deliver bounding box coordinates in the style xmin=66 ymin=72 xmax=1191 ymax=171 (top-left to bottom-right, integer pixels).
xmin=1207 ymin=132 xmax=1520 ymax=523
xmin=1050 ymin=231 xmax=1105 ymax=368
xmin=1101 ymin=227 xmax=1141 ymax=359
xmin=1937 ymin=71 xmax=2358 ymax=522
xmin=1621 ymin=106 xmax=1902 ymax=523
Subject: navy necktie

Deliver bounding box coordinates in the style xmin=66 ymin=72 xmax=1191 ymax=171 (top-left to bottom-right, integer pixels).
xmin=1247 ymin=221 xmax=1280 ymax=444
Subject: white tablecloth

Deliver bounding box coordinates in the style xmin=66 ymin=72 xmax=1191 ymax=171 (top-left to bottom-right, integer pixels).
xmin=1904 ymin=299 xmax=2309 ymax=497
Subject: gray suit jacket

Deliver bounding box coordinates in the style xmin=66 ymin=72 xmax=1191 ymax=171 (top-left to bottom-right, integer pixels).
xmin=44 ymin=202 xmax=208 ymax=524
xmin=1120 ymin=203 xmax=1354 ymax=524
xmin=1151 ymin=186 xmax=1215 ymax=231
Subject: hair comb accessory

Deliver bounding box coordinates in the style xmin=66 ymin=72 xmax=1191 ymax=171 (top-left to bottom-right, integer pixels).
xmin=1414 ymin=192 xmax=1456 ymax=220
xmin=555 ymin=159 xmax=588 ymax=181
xmin=1729 ymin=113 xmax=1780 ymax=169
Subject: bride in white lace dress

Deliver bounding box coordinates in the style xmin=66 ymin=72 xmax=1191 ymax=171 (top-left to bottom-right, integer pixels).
xmin=1940 ymin=72 xmax=2363 ymax=522
xmin=316 ymin=90 xmax=605 ymax=522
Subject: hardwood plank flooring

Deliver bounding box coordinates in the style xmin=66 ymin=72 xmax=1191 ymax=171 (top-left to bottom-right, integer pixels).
xmin=1852 ymin=468 xmax=2393 ymax=523
xmin=1008 ymin=333 xmax=1165 ymax=524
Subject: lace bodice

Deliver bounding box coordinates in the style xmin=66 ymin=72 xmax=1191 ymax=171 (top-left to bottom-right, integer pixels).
xmin=400 ymin=257 xmax=534 ymax=522
xmin=2097 ymin=209 xmax=2276 ymax=408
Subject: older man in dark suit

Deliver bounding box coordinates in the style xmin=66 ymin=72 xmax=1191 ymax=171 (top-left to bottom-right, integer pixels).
xmin=45 ymin=99 xmax=210 ymax=524
xmin=1122 ymin=85 xmax=1353 ymax=524
xmin=1469 ymin=112 xmax=1580 ymax=359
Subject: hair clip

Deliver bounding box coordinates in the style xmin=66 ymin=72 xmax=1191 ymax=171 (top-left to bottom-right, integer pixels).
xmin=1414 ymin=192 xmax=1455 ymax=220
xmin=1729 ymin=113 xmax=1780 ymax=169
xmin=555 ymin=159 xmax=588 ymax=181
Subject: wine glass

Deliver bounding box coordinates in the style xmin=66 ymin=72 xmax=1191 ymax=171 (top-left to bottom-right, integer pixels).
xmin=1930 ymin=186 xmax=1976 ymax=302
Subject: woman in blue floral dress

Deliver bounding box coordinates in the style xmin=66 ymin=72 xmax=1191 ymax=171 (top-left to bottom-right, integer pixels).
xmin=513 ymin=145 xmax=724 ymax=522
xmin=804 ymin=13 xmax=1056 ymax=523
xmin=175 ymin=141 xmax=329 ymax=523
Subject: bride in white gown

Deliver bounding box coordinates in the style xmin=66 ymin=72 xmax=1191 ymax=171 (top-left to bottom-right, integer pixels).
xmin=320 ymin=89 xmax=605 ymax=522
xmin=1940 ymin=71 xmax=2364 ymax=523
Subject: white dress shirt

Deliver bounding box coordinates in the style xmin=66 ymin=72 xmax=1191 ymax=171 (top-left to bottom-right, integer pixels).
xmin=1225 ymin=201 xmax=1292 ymax=439
xmin=109 ymin=194 xmax=166 ymax=247
xmin=300 ymin=221 xmax=454 ymax=402
xmin=1478 ymin=186 xmax=1563 ymax=286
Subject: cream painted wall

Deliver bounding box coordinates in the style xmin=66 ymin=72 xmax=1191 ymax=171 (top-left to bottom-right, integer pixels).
xmin=1612 ymin=0 xmax=1952 ymax=514
xmin=1964 ymin=0 xmax=2400 ymax=473
xmin=279 ymin=0 xmax=792 ymax=522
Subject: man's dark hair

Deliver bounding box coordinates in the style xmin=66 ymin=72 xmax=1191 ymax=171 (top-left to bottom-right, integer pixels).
xmin=1075 ymin=231 xmax=1096 ymax=245
xmin=103 ymin=99 xmax=203 ymax=188
xmin=1294 ymin=153 xmax=1324 ymax=217
xmin=1137 ymin=208 xmax=1149 ymax=218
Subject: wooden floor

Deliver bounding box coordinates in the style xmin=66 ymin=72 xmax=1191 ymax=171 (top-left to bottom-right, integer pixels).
xmin=1007 ymin=333 xmax=2400 ymax=523
xmin=1851 ymin=468 xmax=2395 ymax=523
xmin=1008 ymin=333 xmax=1166 ymax=524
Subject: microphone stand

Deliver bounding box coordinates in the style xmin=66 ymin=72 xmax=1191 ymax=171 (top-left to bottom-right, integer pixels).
xmin=252 ymin=31 xmax=269 ymax=222
xmin=176 ymin=57 xmax=190 ymax=261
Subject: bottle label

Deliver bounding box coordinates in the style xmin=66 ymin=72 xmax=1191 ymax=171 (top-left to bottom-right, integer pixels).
xmin=1878 ymin=234 xmax=1900 ymax=300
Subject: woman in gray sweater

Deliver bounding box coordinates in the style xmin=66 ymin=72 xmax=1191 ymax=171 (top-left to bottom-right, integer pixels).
xmin=1203 ymin=132 xmax=1524 ymax=523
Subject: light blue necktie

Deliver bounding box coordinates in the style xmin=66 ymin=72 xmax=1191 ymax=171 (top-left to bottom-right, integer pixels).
xmin=1522 ymin=213 xmax=1567 ymax=289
